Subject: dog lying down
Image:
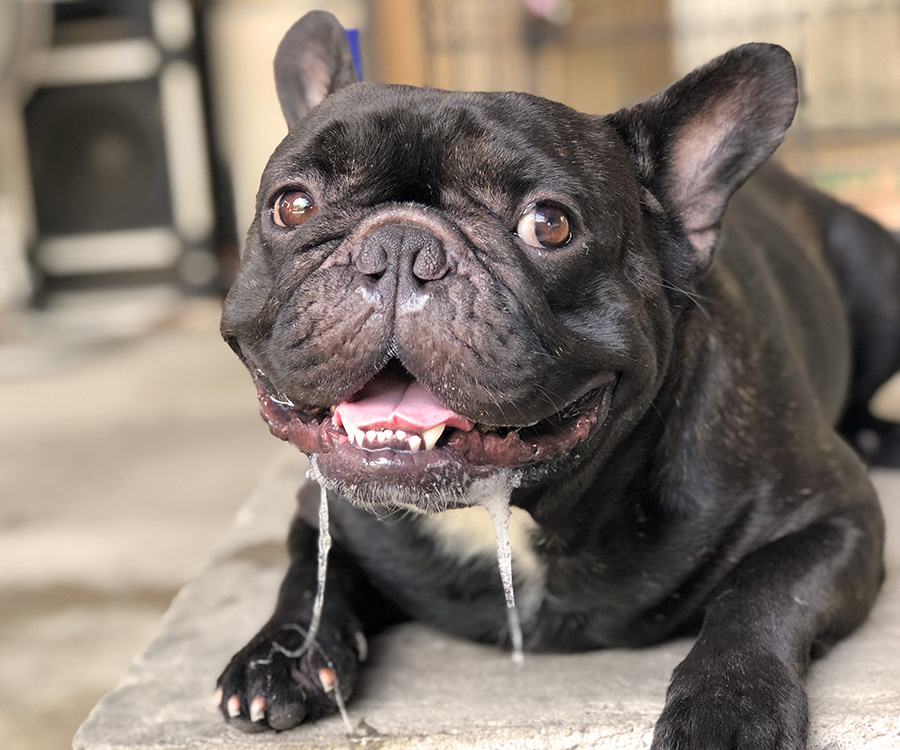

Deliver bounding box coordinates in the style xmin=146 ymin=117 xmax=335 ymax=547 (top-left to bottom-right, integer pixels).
xmin=215 ymin=10 xmax=900 ymax=749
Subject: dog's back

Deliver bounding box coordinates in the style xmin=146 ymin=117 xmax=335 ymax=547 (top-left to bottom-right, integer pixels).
xmin=726 ymin=163 xmax=900 ymax=464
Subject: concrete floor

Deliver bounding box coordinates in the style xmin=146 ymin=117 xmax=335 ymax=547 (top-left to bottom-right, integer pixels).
xmin=2 ymin=298 xmax=899 ymax=750
xmin=0 ymin=299 xmax=278 ymax=750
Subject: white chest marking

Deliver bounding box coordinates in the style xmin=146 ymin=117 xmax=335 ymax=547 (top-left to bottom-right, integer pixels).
xmin=420 ymin=505 xmax=547 ymax=620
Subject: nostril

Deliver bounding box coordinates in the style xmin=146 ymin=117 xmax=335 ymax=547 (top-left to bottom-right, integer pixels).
xmin=411 ymin=241 xmax=448 ymax=282
xmin=365 ymin=268 xmax=386 ymax=281
xmin=352 ymin=241 xmax=388 ymax=279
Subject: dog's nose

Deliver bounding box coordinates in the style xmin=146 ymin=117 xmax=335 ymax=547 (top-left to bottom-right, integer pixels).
xmin=354 ymin=224 xmax=449 ymax=282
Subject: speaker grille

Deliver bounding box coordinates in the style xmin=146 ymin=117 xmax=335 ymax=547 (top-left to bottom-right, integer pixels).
xmin=25 ymin=78 xmax=172 ymax=236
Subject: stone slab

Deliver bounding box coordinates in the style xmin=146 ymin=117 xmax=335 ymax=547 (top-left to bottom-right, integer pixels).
xmin=73 ymin=454 xmax=900 ymax=749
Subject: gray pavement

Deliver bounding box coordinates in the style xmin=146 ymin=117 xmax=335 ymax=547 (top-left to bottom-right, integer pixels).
xmin=73 ymin=458 xmax=900 ymax=750
xmin=0 ymin=300 xmax=277 ymax=750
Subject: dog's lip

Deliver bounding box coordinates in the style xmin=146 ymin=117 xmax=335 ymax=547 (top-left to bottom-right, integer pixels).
xmin=250 ymin=364 xmax=615 ymax=469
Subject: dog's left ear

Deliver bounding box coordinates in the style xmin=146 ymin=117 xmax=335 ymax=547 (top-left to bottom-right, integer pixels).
xmin=273 ymin=10 xmax=359 ymax=130
xmin=607 ymin=44 xmax=798 ymax=277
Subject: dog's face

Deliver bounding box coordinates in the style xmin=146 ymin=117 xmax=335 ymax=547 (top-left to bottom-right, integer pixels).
xmin=223 ymin=85 xmax=663 ymax=510
xmin=221 ymin=13 xmax=797 ymax=513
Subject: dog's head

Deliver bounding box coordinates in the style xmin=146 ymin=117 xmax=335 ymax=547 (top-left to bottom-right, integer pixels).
xmin=221 ymin=11 xmax=797 ymax=513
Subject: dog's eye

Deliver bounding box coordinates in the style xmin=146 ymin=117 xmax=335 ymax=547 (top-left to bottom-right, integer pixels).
xmin=273 ymin=191 xmax=317 ymax=227
xmin=516 ymin=204 xmax=572 ymax=249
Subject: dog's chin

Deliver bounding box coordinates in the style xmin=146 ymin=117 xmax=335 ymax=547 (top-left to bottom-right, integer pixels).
xmin=247 ymin=363 xmax=615 ymax=515
xmin=309 ymin=451 xmax=493 ymax=514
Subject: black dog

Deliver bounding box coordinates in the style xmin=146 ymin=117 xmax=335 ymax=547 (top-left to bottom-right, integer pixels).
xmin=217 ymin=11 xmax=900 ymax=748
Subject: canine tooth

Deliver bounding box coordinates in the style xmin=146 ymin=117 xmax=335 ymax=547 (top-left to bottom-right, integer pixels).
xmin=349 ymin=427 xmax=365 ymax=447
xmin=422 ymin=424 xmax=445 ymax=451
xmin=408 ymin=435 xmax=422 ymax=452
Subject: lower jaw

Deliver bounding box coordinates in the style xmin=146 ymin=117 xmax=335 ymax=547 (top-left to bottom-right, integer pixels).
xmin=313 ymin=443 xmax=497 ymax=512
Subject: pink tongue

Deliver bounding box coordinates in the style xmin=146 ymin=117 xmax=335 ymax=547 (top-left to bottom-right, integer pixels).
xmin=334 ymin=375 xmax=473 ymax=432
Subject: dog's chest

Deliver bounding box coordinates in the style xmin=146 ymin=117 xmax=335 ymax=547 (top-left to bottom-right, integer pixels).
xmin=419 ymin=505 xmax=547 ymax=618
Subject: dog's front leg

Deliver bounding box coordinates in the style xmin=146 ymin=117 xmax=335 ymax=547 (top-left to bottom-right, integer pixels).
xmin=216 ymin=512 xmax=373 ymax=732
xmin=651 ymin=506 xmax=884 ymax=750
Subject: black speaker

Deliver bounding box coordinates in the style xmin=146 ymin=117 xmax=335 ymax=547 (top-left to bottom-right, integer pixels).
xmin=24 ymin=0 xmax=217 ymax=296
xmin=26 ymin=78 xmax=173 ymax=235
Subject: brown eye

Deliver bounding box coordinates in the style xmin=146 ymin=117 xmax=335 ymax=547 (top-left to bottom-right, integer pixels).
xmin=273 ymin=191 xmax=316 ymax=227
xmin=516 ymin=204 xmax=571 ymax=249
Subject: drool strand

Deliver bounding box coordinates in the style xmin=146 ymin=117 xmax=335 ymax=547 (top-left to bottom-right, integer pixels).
xmin=302 ymin=458 xmax=354 ymax=735
xmin=477 ymin=472 xmax=525 ymax=668
xmin=307 ymin=472 xmax=331 ymax=648
xmin=280 ymin=466 xmax=331 ymax=661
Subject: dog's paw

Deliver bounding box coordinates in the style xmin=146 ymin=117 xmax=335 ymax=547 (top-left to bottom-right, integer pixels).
xmin=650 ymin=649 xmax=808 ymax=750
xmin=215 ymin=622 xmax=363 ymax=732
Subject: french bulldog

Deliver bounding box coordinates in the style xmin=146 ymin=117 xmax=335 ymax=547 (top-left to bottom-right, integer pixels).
xmin=216 ymin=10 xmax=900 ymax=749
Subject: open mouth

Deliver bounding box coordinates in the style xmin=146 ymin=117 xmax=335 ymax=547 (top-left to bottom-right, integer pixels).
xmin=251 ymin=359 xmax=614 ymax=470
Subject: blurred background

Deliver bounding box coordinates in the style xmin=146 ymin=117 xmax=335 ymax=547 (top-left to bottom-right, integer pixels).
xmin=1 ymin=1 xmax=899 ymax=749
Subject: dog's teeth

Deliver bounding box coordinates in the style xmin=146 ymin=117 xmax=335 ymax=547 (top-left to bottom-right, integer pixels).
xmin=340 ymin=417 xmax=370 ymax=448
xmin=422 ymin=424 xmax=445 ymax=451
xmin=344 ymin=422 xmax=445 ymax=452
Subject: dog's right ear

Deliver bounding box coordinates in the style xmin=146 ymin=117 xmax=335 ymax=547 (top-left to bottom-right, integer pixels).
xmin=274 ymin=10 xmax=359 ymax=130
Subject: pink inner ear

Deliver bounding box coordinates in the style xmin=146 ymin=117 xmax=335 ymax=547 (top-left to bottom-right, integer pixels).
xmin=300 ymin=45 xmax=331 ymax=113
xmin=668 ymin=91 xmax=748 ymax=256
xmin=685 ymin=226 xmax=719 ymax=261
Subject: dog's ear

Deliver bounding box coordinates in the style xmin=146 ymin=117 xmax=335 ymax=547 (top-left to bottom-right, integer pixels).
xmin=274 ymin=10 xmax=359 ymax=130
xmin=607 ymin=44 xmax=797 ymax=277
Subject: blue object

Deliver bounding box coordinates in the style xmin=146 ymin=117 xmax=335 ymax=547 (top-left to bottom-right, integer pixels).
xmin=345 ymin=29 xmax=363 ymax=81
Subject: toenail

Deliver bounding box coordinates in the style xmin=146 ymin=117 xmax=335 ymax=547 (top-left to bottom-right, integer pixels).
xmin=355 ymin=631 xmax=369 ymax=662
xmin=318 ymin=667 xmax=336 ymax=692
xmin=250 ymin=696 xmax=266 ymax=722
